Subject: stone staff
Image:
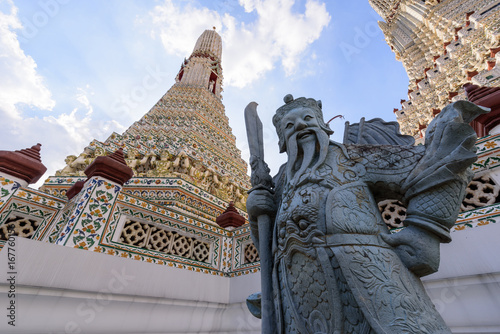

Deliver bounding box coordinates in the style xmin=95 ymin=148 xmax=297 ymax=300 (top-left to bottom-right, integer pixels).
xmin=244 ymin=102 xmax=276 ymax=333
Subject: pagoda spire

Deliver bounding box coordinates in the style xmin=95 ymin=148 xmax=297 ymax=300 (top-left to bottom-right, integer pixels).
xmin=46 ymin=29 xmax=250 ymax=209
xmin=175 ymin=29 xmax=223 ymax=99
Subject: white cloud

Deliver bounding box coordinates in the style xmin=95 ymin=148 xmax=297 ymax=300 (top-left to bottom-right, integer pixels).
xmin=44 ymin=90 xmax=95 ymax=149
xmin=0 ymin=0 xmax=55 ymax=119
xmin=4 ymin=86 xmax=125 ymax=187
xmin=43 ymin=87 xmax=125 ymax=150
xmin=149 ymin=0 xmax=331 ymax=88
xmin=150 ymin=1 xmax=223 ymax=57
xmin=0 ymin=2 xmax=124 ymax=188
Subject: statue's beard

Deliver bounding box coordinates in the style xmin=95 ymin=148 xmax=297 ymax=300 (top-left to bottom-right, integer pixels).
xmin=286 ymin=128 xmax=330 ymax=187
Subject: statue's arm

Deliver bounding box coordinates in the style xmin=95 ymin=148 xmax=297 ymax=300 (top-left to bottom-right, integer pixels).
xmin=400 ymin=101 xmax=488 ymax=242
xmin=349 ymin=101 xmax=487 ymax=241
xmin=345 ymin=144 xmax=442 ymax=277
xmin=349 ymin=101 xmax=487 ymax=276
xmin=383 ymin=101 xmax=487 ymax=276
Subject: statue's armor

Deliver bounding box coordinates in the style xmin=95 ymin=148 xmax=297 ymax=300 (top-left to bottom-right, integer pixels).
xmin=272 ymin=143 xmax=451 ymax=334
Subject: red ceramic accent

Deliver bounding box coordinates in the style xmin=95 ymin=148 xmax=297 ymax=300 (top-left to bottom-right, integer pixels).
xmin=467 ymin=70 xmax=479 ymax=80
xmin=0 ymin=143 xmax=47 ymax=184
xmin=66 ymin=180 xmax=85 ymax=200
xmin=465 ymin=84 xmax=500 ymax=137
xmin=490 ymin=46 xmax=500 ymax=58
xmin=465 ymin=11 xmax=474 ymax=27
xmin=84 ymin=148 xmax=133 ymax=186
xmin=216 ymin=201 xmax=245 ymax=228
xmin=448 ymin=91 xmax=458 ymax=100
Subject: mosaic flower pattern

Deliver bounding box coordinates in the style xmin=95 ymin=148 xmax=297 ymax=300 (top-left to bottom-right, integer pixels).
xmin=0 ymin=176 xmax=21 ymax=208
xmin=472 ymin=134 xmax=500 ymax=172
xmin=55 ymin=177 xmax=121 ymax=250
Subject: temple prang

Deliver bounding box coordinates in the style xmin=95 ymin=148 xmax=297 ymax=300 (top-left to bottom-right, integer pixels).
xmin=1 ymin=30 xmax=256 ymax=277
xmin=369 ymin=0 xmax=500 ymax=142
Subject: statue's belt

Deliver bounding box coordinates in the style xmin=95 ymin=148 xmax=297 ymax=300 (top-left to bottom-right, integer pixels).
xmin=274 ymin=233 xmax=393 ymax=259
xmin=320 ymin=233 xmax=392 ymax=249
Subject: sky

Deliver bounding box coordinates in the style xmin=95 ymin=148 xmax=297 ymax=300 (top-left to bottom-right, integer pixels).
xmin=0 ymin=0 xmax=410 ymax=187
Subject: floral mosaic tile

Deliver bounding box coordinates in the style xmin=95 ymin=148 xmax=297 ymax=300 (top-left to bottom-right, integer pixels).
xmin=0 ymin=176 xmax=21 ymax=209
xmin=55 ymin=177 xmax=121 ymax=250
xmin=47 ymin=200 xmax=77 ymax=243
xmin=85 ymin=191 xmax=258 ymax=276
xmin=14 ymin=189 xmax=65 ymax=210
xmin=472 ymin=134 xmax=500 ymax=172
xmin=42 ymin=176 xmax=248 ymax=220
xmin=453 ymin=202 xmax=500 ymax=231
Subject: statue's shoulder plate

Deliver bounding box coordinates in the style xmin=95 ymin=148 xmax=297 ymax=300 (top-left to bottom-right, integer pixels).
xmin=345 ymin=144 xmax=425 ymax=175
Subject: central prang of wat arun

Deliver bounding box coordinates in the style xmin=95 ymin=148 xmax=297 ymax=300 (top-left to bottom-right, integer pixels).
xmin=43 ymin=29 xmax=251 ymax=212
xmin=13 ymin=29 xmax=259 ymax=274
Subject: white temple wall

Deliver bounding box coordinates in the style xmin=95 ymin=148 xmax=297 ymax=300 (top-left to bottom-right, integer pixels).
xmin=0 ymin=237 xmax=261 ymax=333
xmin=423 ymin=222 xmax=500 ymax=334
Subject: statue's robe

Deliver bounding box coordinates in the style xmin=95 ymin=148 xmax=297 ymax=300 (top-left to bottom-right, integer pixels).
xmin=270 ymin=142 xmax=453 ymax=334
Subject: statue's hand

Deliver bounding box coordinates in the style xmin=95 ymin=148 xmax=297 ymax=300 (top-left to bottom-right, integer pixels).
xmin=246 ymin=189 xmax=276 ymax=224
xmin=380 ymin=225 xmax=441 ymax=277
xmin=246 ymin=189 xmax=276 ymax=249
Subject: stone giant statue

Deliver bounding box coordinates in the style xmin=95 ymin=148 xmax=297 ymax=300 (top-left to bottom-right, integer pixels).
xmin=245 ymin=95 xmax=487 ymax=333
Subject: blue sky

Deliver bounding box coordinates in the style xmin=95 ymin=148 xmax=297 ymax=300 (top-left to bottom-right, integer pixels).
xmin=0 ymin=0 xmax=409 ymax=185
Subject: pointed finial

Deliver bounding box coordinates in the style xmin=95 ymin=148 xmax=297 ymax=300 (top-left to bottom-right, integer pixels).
xmin=284 ymin=94 xmax=294 ymax=104
xmin=0 ymin=143 xmax=47 ymax=184
xmin=107 ymin=148 xmax=127 ymax=165
xmin=84 ymin=148 xmax=133 ymax=185
xmin=16 ymin=143 xmax=43 ymax=162
xmin=215 ymin=201 xmax=245 ymax=229
xmin=192 ymin=29 xmax=222 ymax=60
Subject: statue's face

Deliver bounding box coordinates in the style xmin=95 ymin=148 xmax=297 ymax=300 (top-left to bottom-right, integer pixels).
xmin=280 ymin=107 xmax=320 ymax=148
xmin=279 ymin=105 xmax=330 ymax=184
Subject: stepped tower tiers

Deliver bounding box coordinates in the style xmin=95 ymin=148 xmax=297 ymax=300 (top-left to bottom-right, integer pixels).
xmin=41 ymin=29 xmax=251 ymax=220
xmin=369 ymin=0 xmax=500 ymax=140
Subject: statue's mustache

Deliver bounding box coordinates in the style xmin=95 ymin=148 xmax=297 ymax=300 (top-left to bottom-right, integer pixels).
xmin=296 ymin=129 xmax=315 ymax=140
xmin=286 ymin=127 xmax=330 ymax=187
